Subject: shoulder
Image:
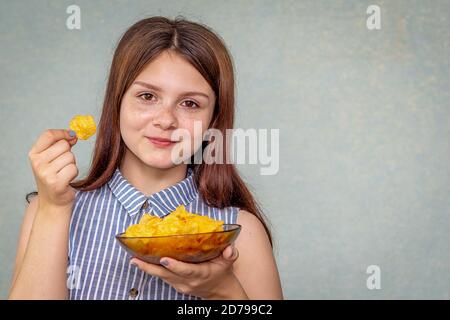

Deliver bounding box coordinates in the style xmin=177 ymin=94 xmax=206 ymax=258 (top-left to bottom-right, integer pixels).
xmin=233 ymin=210 xmax=283 ymax=299
xmin=236 ymin=210 xmax=271 ymax=247
xmin=237 ymin=210 xmax=266 ymax=231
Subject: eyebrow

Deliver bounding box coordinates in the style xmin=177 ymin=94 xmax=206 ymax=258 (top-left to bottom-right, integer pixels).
xmin=133 ymin=81 xmax=210 ymax=101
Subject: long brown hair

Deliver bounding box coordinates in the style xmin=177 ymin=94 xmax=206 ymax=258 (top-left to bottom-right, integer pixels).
xmin=30 ymin=16 xmax=272 ymax=246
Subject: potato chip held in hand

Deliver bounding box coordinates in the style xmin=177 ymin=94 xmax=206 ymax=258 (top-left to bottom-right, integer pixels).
xmin=69 ymin=115 xmax=96 ymax=140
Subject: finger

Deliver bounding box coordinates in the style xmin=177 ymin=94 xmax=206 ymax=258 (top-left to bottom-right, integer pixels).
xmin=130 ymin=258 xmax=174 ymax=279
xmin=31 ymin=129 xmax=76 ymax=154
xmin=56 ymin=163 xmax=78 ymax=184
xmin=222 ymin=245 xmax=239 ymax=261
xmin=67 ymin=130 xmax=78 ymax=146
xmin=48 ymin=151 xmax=76 ymax=174
xmin=159 ymin=257 xmax=201 ymax=278
xmin=39 ymin=139 xmax=72 ymax=163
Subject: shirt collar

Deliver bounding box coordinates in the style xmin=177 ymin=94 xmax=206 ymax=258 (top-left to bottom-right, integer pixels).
xmin=107 ymin=167 xmax=197 ymax=218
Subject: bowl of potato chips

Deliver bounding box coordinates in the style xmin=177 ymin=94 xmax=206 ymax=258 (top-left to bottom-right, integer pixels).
xmin=115 ymin=205 xmax=241 ymax=264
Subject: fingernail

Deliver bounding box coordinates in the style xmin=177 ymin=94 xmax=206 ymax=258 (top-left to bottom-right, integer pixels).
xmin=68 ymin=130 xmax=76 ymax=138
xmin=130 ymin=259 xmax=137 ymax=267
xmin=160 ymin=259 xmax=169 ymax=267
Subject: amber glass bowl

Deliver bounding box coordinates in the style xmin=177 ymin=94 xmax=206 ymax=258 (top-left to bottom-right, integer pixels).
xmin=115 ymin=224 xmax=241 ymax=264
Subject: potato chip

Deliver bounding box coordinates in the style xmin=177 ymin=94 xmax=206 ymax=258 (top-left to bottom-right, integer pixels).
xmin=124 ymin=205 xmax=224 ymax=237
xmin=69 ymin=115 xmax=96 ymax=140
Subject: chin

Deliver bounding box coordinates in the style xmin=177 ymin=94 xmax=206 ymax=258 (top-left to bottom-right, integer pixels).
xmin=140 ymin=156 xmax=179 ymax=169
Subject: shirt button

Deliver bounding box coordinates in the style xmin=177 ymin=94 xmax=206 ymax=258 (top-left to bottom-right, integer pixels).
xmin=129 ymin=287 xmax=139 ymax=299
xmin=142 ymin=202 xmax=149 ymax=209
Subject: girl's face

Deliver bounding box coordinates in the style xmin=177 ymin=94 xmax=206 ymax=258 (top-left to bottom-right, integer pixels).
xmin=119 ymin=50 xmax=216 ymax=169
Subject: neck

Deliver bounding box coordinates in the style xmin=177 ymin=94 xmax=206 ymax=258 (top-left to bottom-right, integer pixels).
xmin=119 ymin=148 xmax=188 ymax=196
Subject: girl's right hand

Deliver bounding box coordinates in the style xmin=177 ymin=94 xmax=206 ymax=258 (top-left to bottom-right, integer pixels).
xmin=28 ymin=129 xmax=79 ymax=209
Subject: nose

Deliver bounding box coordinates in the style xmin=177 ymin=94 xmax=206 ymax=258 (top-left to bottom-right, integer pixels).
xmin=152 ymin=105 xmax=177 ymax=130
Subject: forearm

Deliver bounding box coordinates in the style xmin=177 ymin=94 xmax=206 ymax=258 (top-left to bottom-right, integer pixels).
xmin=205 ymin=273 xmax=249 ymax=300
xmin=9 ymin=205 xmax=71 ymax=300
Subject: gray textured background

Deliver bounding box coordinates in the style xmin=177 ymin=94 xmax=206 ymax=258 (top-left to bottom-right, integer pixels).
xmin=1 ymin=0 xmax=449 ymax=299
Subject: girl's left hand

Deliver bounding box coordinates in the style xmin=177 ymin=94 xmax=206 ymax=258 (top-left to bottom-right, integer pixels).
xmin=130 ymin=245 xmax=247 ymax=299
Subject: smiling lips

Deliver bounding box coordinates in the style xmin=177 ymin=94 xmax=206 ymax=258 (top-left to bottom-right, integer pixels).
xmin=147 ymin=136 xmax=178 ymax=147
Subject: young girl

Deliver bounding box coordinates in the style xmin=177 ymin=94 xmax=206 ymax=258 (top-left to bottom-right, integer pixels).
xmin=9 ymin=16 xmax=283 ymax=300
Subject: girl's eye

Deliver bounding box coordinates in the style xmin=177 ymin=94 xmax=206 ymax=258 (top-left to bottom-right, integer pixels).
xmin=138 ymin=93 xmax=156 ymax=101
xmin=182 ymin=100 xmax=199 ymax=109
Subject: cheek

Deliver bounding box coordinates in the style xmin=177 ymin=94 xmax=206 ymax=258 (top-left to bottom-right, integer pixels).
xmin=175 ymin=113 xmax=213 ymax=157
xmin=182 ymin=108 xmax=214 ymax=133
xmin=120 ymin=102 xmax=152 ymax=135
xmin=180 ymin=118 xmax=209 ymax=142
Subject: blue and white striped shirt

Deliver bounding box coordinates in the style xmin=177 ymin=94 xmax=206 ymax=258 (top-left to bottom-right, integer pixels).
xmin=68 ymin=167 xmax=240 ymax=300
